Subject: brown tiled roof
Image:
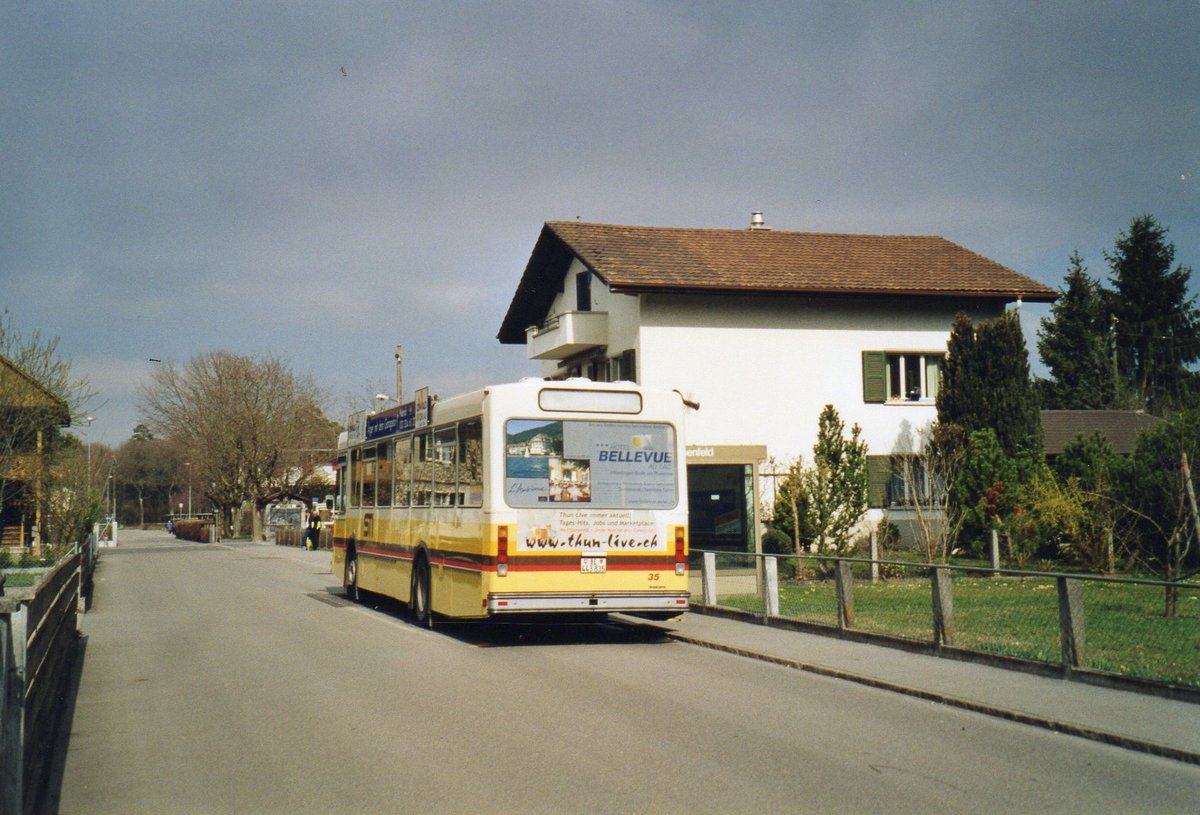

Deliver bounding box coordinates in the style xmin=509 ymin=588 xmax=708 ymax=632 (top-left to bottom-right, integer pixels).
xmin=498 ymin=221 xmax=1057 ymax=343
xmin=0 ymin=353 xmax=70 ymax=425
xmin=1040 ymin=410 xmax=1161 ymax=455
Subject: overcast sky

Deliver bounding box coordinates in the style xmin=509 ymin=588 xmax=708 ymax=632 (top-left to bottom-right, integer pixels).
xmin=3 ymin=1 xmax=1197 ymax=445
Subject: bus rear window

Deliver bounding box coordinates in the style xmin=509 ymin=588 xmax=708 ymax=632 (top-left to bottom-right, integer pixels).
xmin=505 ymin=419 xmax=677 ymax=508
xmin=538 ymin=388 xmax=642 ymax=414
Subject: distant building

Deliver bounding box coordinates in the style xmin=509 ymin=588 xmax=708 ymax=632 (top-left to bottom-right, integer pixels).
xmin=499 ymin=216 xmax=1056 ymax=550
xmin=1041 ymin=410 xmax=1161 ymax=457
xmin=508 ymin=433 xmax=555 ymax=457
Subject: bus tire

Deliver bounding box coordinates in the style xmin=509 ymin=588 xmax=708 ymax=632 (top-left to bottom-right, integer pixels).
xmin=345 ymin=552 xmax=360 ymax=602
xmin=411 ymin=556 xmax=431 ymax=625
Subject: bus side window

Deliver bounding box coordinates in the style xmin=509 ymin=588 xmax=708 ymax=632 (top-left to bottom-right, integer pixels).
xmin=336 ymin=454 xmax=349 ymax=511
xmin=394 ymin=436 xmax=412 ymax=507
xmin=361 ymin=445 xmax=378 ymax=507
xmin=377 ymin=441 xmax=393 ymax=507
xmin=413 ymin=432 xmax=432 ymax=507
xmin=460 ymin=419 xmax=483 ymax=507
xmin=434 ymin=425 xmax=457 ymax=507
xmin=350 ymin=448 xmax=362 ymax=509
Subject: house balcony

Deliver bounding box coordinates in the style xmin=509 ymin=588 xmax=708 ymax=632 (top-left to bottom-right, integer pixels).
xmin=525 ymin=311 xmax=609 ymax=360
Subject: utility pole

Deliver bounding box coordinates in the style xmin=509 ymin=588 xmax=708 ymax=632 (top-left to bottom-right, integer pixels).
xmin=395 ymin=344 xmax=403 ymax=403
xmin=1111 ymin=315 xmax=1120 ymax=402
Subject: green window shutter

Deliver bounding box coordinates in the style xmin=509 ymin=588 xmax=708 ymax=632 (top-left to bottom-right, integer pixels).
xmin=866 ymin=456 xmax=891 ymax=508
xmin=862 ymin=351 xmax=886 ymax=403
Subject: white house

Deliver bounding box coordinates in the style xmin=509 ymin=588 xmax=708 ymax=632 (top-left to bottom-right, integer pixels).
xmin=498 ymin=215 xmax=1056 ymax=551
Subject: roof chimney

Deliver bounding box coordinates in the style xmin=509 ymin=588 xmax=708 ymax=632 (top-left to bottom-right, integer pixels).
xmin=749 ymin=211 xmax=769 ymax=230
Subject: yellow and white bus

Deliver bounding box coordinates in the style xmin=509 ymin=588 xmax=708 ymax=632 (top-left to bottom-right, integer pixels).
xmin=331 ymin=379 xmax=690 ymax=622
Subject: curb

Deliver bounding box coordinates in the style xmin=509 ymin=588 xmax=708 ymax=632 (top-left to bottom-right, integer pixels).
xmin=664 ymin=630 xmax=1200 ymax=767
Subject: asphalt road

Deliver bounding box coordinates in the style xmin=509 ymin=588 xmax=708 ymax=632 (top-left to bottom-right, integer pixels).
xmin=51 ymin=529 xmax=1200 ymax=814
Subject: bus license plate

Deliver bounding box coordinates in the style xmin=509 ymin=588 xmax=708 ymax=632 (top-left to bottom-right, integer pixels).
xmin=581 ymin=556 xmax=607 ymax=574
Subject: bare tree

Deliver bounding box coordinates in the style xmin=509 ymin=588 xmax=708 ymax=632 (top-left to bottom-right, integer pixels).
xmin=138 ymin=351 xmax=338 ymax=539
xmin=43 ymin=439 xmax=102 ymax=548
xmin=0 ymin=311 xmax=94 ymax=546
xmin=896 ymin=423 xmax=969 ymax=563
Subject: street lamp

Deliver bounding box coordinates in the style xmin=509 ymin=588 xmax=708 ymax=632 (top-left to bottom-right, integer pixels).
xmin=184 ymin=461 xmax=193 ymax=516
xmin=81 ymin=416 xmax=94 ymax=491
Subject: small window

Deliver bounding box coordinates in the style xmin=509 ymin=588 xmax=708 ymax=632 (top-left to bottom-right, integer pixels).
xmin=886 ymin=353 xmax=941 ymax=402
xmin=607 ymin=349 xmax=637 ymax=383
xmin=885 ymin=455 xmax=947 ymax=507
xmin=576 ymin=270 xmax=592 ymax=312
xmin=864 ymin=352 xmax=942 ymax=403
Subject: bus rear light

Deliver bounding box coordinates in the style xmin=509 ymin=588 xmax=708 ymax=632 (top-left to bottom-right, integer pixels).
xmin=497 ymin=525 xmax=509 ymax=577
xmin=674 ymin=527 xmax=686 ymax=576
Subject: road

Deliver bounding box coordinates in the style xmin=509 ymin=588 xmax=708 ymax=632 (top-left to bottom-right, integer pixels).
xmin=52 ymin=529 xmax=1200 ymax=814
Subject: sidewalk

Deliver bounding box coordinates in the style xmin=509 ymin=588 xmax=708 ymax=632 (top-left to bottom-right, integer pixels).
xmin=648 ymin=609 xmax=1200 ymax=765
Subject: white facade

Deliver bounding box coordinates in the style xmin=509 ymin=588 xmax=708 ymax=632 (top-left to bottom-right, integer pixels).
xmin=532 ymin=257 xmax=1004 ymax=465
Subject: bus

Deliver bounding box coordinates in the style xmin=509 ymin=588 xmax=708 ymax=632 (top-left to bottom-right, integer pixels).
xmin=331 ymin=379 xmax=690 ymax=621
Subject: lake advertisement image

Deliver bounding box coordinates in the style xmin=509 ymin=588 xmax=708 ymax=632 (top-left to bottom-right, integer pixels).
xmin=505 ymin=419 xmax=677 ymax=509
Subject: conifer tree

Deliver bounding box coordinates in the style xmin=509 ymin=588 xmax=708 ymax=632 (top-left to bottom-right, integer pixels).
xmin=936 ymin=312 xmax=980 ymax=431
xmin=801 ymin=404 xmax=868 ymax=555
xmin=1106 ymin=215 xmax=1200 ymax=413
xmin=938 ymin=311 xmax=1042 ymax=458
xmin=1037 ymin=252 xmax=1116 ymax=409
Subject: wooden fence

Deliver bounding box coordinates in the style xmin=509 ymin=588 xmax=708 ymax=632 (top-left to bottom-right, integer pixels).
xmin=1 ymin=550 xmax=82 ymax=814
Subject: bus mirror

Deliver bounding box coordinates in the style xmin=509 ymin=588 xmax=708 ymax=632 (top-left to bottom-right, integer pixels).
xmin=326 ymin=497 xmax=334 ymax=511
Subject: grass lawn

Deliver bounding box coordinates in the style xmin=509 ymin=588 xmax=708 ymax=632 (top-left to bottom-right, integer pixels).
xmin=1 ymin=571 xmax=40 ymax=588
xmin=720 ymin=576 xmax=1200 ymax=687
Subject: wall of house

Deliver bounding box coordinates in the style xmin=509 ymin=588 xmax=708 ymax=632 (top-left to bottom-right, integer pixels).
xmin=633 ymin=292 xmax=1010 ymax=546
xmin=538 ymin=272 xmax=1007 ymax=463
xmin=530 ymin=269 xmax=1010 ymax=547
xmin=636 ymin=293 xmax=1006 ymax=461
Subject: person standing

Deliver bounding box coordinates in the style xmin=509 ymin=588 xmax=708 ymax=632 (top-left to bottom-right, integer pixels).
xmin=305 ymin=507 xmax=321 ymax=550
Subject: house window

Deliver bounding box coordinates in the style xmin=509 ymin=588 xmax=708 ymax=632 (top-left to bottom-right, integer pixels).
xmin=863 ymin=351 xmax=942 ymax=403
xmin=607 ymin=349 xmax=637 ymax=383
xmin=575 ymin=270 xmax=592 ymax=312
xmin=867 ymin=454 xmax=946 ymax=508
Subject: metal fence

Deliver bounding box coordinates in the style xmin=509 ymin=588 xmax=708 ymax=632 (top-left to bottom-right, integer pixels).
xmin=274 ymin=526 xmax=332 ymax=549
xmin=690 ymin=550 xmax=1200 ymax=691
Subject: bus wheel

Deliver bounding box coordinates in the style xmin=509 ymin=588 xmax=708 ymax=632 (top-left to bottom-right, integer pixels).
xmin=412 ymin=558 xmax=431 ymax=625
xmin=345 ymin=555 xmax=360 ymax=602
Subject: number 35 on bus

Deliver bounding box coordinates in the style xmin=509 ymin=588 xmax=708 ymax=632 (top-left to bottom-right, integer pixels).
xmin=331 ymin=380 xmax=691 ymax=622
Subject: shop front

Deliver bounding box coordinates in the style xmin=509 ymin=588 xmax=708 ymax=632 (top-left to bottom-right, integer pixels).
xmin=685 ymin=445 xmax=766 ymax=554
